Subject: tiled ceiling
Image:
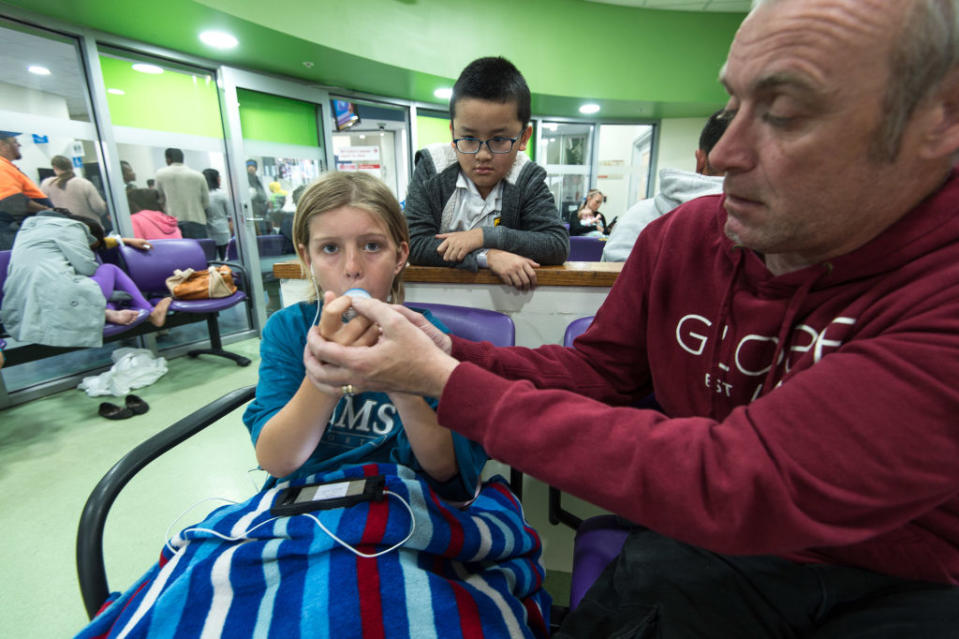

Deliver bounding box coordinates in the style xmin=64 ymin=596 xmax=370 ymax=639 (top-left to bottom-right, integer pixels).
xmin=586 ymin=0 xmax=752 ymax=11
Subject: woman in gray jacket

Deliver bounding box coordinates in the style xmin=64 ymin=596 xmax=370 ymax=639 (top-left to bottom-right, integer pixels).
xmin=1 ymin=212 xmax=170 ymax=348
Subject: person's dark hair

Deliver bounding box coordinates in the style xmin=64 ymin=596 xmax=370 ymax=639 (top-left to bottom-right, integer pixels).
xmin=450 ymin=57 xmax=531 ymax=129
xmin=202 ymin=168 xmax=220 ymax=191
xmin=291 ymin=184 xmax=307 ymax=205
xmin=699 ymin=109 xmax=732 ymax=154
xmin=56 ymin=211 xmax=105 ymax=247
xmin=164 ymin=147 xmax=184 ymax=163
xmin=50 ymin=155 xmax=75 ymax=190
xmin=127 ymin=187 xmax=162 ymax=214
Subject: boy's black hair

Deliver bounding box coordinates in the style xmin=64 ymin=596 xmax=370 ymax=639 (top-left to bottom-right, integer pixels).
xmin=450 ymin=57 xmax=531 ymax=130
xmin=202 ymin=168 xmax=220 ymax=191
xmin=699 ymin=109 xmax=731 ymax=153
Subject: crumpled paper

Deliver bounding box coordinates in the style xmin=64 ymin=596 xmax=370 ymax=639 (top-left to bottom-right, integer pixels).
xmin=78 ymin=347 xmax=168 ymax=397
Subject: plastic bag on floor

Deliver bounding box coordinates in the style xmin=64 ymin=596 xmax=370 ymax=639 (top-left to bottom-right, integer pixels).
xmin=78 ymin=347 xmax=168 ymax=397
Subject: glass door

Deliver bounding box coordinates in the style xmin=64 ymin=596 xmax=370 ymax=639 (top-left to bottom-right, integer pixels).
xmin=330 ymin=98 xmax=410 ymax=203
xmin=219 ymin=68 xmax=333 ymax=326
xmin=538 ymin=121 xmax=593 ymax=224
xmin=97 ymin=48 xmax=251 ymax=346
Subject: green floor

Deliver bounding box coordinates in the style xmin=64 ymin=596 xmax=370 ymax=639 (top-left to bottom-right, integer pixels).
xmin=0 ymin=337 xmax=585 ymax=638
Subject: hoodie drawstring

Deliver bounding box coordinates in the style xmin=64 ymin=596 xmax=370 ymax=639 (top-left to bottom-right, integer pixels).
xmin=706 ymin=246 xmax=745 ymax=417
xmin=759 ymin=262 xmax=833 ymax=396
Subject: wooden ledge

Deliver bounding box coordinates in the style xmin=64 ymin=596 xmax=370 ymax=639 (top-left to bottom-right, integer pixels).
xmin=273 ymin=261 xmax=623 ymax=287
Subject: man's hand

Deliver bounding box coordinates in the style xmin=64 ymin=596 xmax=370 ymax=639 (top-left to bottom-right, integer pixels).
xmin=487 ymin=249 xmax=539 ymax=291
xmin=304 ymin=296 xmax=458 ymax=399
xmin=435 ymin=228 xmax=483 ymax=263
xmin=392 ymin=304 xmax=453 ymax=354
xmin=317 ymin=291 xmax=380 ymax=347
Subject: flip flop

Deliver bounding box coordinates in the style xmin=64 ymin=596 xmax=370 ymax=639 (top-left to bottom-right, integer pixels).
xmin=99 ymin=402 xmax=133 ymax=420
xmin=125 ymin=394 xmax=150 ymax=415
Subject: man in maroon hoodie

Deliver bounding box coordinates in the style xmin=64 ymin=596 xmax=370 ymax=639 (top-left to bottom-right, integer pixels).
xmin=306 ymin=0 xmax=959 ymax=636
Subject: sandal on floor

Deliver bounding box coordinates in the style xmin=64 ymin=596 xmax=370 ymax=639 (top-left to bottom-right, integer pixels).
xmin=99 ymin=402 xmax=133 ymax=420
xmin=125 ymin=394 xmax=150 ymax=415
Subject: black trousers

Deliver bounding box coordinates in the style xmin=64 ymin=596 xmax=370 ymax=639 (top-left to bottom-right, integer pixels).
xmin=178 ymin=220 xmax=208 ymax=239
xmin=556 ymin=528 xmax=959 ymax=638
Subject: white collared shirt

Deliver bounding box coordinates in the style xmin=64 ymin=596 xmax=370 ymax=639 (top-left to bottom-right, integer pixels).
xmin=441 ymin=171 xmax=504 ymax=267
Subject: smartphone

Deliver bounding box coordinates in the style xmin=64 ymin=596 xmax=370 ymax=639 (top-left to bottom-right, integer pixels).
xmin=270 ymin=475 xmax=386 ymax=517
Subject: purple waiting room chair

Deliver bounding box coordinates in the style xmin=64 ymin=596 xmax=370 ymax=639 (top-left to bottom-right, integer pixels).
xmin=553 ymin=315 xmax=634 ymax=610
xmin=567 ymin=236 xmax=606 ymax=261
xmin=118 ymin=239 xmax=251 ymax=366
xmin=0 ymin=249 xmax=149 ymax=366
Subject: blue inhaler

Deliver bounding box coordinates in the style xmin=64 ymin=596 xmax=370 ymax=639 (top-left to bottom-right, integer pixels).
xmin=341 ymin=288 xmax=371 ymax=322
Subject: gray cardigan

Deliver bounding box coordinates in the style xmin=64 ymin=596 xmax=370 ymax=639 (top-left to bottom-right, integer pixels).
xmin=404 ymin=143 xmax=569 ymax=271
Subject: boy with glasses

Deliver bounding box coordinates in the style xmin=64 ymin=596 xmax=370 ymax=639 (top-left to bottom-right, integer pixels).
xmin=404 ymin=57 xmax=568 ymax=291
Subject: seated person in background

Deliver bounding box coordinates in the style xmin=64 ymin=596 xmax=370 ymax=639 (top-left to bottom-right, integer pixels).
xmin=1 ymin=211 xmax=170 ymax=348
xmin=39 ymin=155 xmax=108 ymax=226
xmin=302 ymin=0 xmax=959 ymax=636
xmin=128 ymin=188 xmax=182 ymax=240
xmin=568 ymin=189 xmax=609 ymax=236
xmin=76 ymin=171 xmax=550 ymax=639
xmin=202 ymin=168 xmax=231 ymax=259
xmin=603 ymin=109 xmax=728 ymax=261
xmin=404 ymin=56 xmax=568 ymax=291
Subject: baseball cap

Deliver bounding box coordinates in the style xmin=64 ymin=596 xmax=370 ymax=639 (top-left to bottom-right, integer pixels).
xmin=0 ymin=130 xmax=21 ymax=139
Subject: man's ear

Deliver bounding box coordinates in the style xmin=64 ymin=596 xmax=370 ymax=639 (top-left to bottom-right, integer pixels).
xmin=917 ymin=69 xmax=959 ymax=160
xmin=695 ymin=148 xmax=708 ymax=174
xmin=449 ymin=122 xmax=456 ymax=150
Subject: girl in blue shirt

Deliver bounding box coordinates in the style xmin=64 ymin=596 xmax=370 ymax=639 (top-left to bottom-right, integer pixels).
xmin=243 ymin=172 xmax=487 ymax=501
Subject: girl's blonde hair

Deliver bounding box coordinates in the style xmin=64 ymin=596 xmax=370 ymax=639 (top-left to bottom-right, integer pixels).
xmin=293 ymin=171 xmax=408 ymax=303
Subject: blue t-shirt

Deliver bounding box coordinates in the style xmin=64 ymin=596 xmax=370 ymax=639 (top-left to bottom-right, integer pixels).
xmin=243 ymin=301 xmax=488 ymax=501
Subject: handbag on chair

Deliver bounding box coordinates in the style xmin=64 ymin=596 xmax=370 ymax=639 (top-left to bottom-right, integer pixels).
xmin=165 ymin=265 xmax=237 ymax=299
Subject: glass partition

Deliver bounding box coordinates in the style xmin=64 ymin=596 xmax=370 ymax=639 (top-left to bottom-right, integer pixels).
xmin=330 ymin=98 xmax=409 ymax=202
xmin=98 ymin=48 xmax=251 ymax=341
xmin=540 ymin=121 xmax=592 ymax=223
xmin=0 ymin=20 xmax=117 ymax=397
xmin=236 ymin=88 xmax=326 ymax=316
xmin=594 ymin=123 xmax=655 ymax=223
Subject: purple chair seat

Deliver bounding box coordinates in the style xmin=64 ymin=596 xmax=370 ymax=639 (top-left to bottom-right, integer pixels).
xmin=569 ymin=515 xmax=631 ymax=610
xmin=119 ymin=239 xmax=251 ymax=366
xmin=404 ymin=301 xmax=515 ymax=347
xmin=102 ymin=310 xmax=150 ymax=338
xmin=567 ymin=236 xmax=606 ymax=261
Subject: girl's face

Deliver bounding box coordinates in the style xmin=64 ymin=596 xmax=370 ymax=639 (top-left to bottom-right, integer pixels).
xmin=298 ymin=205 xmax=408 ymax=302
xmin=587 ymin=192 xmax=603 ymax=210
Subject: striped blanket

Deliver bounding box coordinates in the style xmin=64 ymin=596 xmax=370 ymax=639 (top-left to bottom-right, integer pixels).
xmin=77 ymin=463 xmax=551 ymax=639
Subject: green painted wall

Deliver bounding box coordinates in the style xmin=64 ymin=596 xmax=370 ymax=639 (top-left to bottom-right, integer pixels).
xmin=237 ymin=89 xmax=319 ymax=146
xmin=99 ymin=54 xmax=222 ymax=137
xmin=416 ymin=113 xmax=451 ymax=150
xmin=11 ymin=0 xmax=744 ymax=119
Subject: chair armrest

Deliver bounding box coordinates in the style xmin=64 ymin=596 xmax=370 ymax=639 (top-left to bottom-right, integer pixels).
xmin=209 ymin=260 xmax=249 ymax=291
xmin=76 ymin=385 xmax=257 ymax=619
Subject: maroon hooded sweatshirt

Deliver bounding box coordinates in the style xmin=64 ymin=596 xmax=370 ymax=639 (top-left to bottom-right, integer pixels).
xmin=441 ymin=172 xmax=959 ymax=585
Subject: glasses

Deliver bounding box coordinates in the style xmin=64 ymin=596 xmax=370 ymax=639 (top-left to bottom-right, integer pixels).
xmin=452 ymin=135 xmax=520 ymax=154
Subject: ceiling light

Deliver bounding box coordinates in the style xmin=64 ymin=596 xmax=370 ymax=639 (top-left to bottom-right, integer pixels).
xmin=199 ymin=30 xmax=238 ymax=49
xmin=434 ymin=88 xmax=453 ymax=100
xmin=132 ymin=63 xmax=164 ymax=75
xmin=579 ymin=103 xmax=601 ymax=115
xmin=28 ymin=65 xmax=51 ymax=76
xmin=107 ymin=88 xmax=125 ymax=95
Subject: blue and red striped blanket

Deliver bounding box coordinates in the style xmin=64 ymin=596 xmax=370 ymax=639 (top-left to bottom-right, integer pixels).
xmin=76 ymin=463 xmax=551 ymax=638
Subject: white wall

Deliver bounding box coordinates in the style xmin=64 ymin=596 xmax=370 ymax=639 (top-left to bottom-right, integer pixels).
xmin=653 ymin=116 xmax=708 ymax=192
